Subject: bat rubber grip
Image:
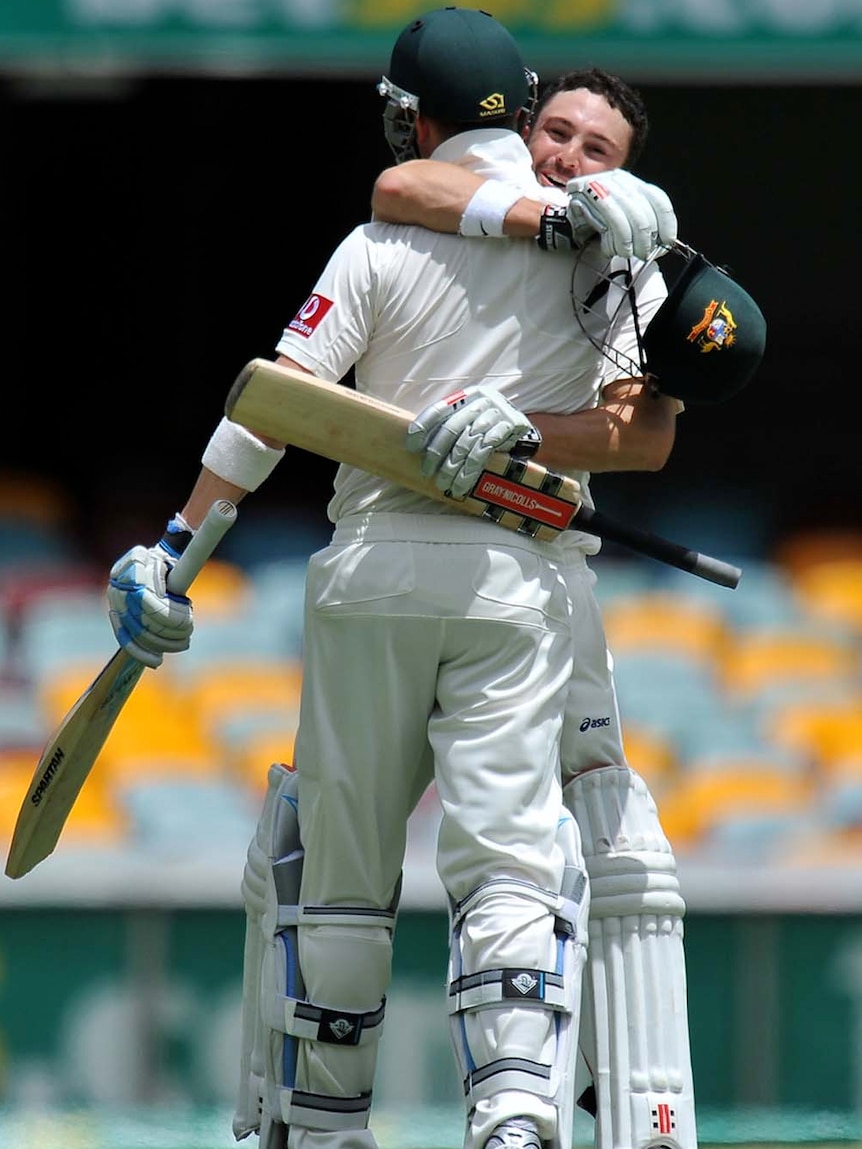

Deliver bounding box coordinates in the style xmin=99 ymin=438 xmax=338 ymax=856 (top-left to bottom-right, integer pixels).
xmin=574 ymin=506 xmax=741 ymax=589
xmin=167 ymin=499 xmax=238 ymax=595
xmin=687 ymin=552 xmax=743 ymax=589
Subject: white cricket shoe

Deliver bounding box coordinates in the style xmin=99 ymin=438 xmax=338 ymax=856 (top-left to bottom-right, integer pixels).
xmin=485 ymin=1117 xmax=542 ymax=1149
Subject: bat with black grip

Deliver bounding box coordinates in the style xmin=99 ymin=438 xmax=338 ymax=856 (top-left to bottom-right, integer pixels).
xmin=573 ymin=505 xmax=740 ymax=588
xmin=226 ymin=359 xmax=741 ymax=588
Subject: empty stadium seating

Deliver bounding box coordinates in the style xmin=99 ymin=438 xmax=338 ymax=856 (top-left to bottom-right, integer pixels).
xmin=2 ymin=521 xmax=862 ymax=870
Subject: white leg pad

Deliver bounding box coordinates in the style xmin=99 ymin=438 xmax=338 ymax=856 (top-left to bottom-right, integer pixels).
xmin=235 ymin=763 xmax=298 ymax=1145
xmin=234 ymin=764 xmax=393 ymax=1148
xmin=565 ymin=766 xmax=697 ymax=1149
xmin=448 ymin=811 xmax=589 ymax=1149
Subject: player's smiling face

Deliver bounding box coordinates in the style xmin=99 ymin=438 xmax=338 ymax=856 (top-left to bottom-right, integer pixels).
xmin=527 ymin=88 xmax=634 ymax=188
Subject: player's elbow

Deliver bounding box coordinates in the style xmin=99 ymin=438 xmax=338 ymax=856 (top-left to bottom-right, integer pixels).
xmin=372 ymin=166 xmax=414 ymax=221
xmin=640 ymin=445 xmax=673 ymax=471
xmin=637 ymin=428 xmax=675 ymax=471
xmin=624 ymin=395 xmax=678 ymax=471
xmin=619 ymin=416 xmax=676 ymax=471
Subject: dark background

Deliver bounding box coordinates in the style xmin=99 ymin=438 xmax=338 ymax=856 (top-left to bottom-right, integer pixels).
xmin=3 ymin=75 xmax=859 ymax=568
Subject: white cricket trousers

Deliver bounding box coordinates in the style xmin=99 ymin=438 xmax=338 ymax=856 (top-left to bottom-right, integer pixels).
xmin=290 ymin=512 xmax=577 ymax=1149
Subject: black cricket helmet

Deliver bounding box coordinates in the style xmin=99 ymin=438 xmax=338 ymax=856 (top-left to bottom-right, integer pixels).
xmin=571 ymin=241 xmax=767 ymax=405
xmin=642 ymin=247 xmax=767 ymax=404
xmin=378 ymin=7 xmax=537 ymax=164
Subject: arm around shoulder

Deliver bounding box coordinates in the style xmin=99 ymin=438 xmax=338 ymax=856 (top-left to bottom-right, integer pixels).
xmin=529 ymin=378 xmax=678 ymax=474
xmin=372 ymin=160 xmax=545 ymax=238
xmin=372 ymin=160 xmax=484 ymax=232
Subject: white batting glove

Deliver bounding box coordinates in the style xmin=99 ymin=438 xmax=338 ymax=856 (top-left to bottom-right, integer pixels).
xmin=107 ymin=530 xmax=194 ymax=669
xmin=566 ymin=169 xmax=678 ymax=260
xmin=405 ymin=385 xmax=541 ymax=499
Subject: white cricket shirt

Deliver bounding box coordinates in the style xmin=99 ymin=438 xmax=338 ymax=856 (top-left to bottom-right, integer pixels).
xmin=276 ymin=129 xmax=667 ymax=528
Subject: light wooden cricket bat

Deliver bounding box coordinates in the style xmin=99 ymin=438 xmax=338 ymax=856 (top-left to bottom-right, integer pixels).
xmin=4 ymin=499 xmax=238 ymax=880
xmin=226 ymin=359 xmax=584 ymax=541
xmin=226 ymin=358 xmax=741 ymax=587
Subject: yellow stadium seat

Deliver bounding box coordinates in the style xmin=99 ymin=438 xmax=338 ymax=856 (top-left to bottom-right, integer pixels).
xmin=790 ymin=559 xmax=862 ymax=634
xmin=603 ymin=592 xmax=729 ymax=664
xmin=659 ymin=756 xmax=813 ymax=849
xmin=231 ymin=730 xmax=298 ymax=797
xmin=43 ymin=663 xmax=171 ymax=730
xmin=761 ymin=693 xmax=862 ymax=774
xmin=178 ymin=659 xmax=304 ymax=742
xmin=776 ymin=528 xmax=862 ymax=579
xmin=40 ymin=664 xmax=223 ymax=788
xmin=621 ymin=723 xmax=679 ymax=796
xmin=182 ymin=558 xmax=252 ymax=620
xmin=37 ymin=661 xmax=117 ymax=723
xmin=716 ymin=627 xmax=860 ymax=700
xmin=98 ymin=704 xmax=222 ymax=784
xmin=99 ymin=749 xmax=225 ymax=790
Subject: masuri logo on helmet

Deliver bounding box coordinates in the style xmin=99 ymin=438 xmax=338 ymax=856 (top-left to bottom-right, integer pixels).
xmin=379 ymin=7 xmax=537 ymax=163
xmin=478 ymin=93 xmax=509 ymax=116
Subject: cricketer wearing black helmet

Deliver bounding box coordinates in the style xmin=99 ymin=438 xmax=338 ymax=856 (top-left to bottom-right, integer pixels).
xmin=378 ymin=6 xmax=538 ymax=164
xmin=369 ymin=19 xmax=764 ymax=1149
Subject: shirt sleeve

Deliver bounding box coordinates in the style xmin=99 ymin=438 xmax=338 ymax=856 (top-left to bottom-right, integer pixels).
xmin=276 ymin=225 xmax=379 ymax=383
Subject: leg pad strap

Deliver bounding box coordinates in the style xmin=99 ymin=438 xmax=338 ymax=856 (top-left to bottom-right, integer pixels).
xmin=235 ymin=764 xmax=393 ymax=1144
xmin=449 ymin=812 xmax=590 ymax=1149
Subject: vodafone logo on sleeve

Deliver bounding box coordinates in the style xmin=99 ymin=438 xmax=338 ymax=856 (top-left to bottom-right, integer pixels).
xmin=288 ymin=294 xmax=334 ymax=338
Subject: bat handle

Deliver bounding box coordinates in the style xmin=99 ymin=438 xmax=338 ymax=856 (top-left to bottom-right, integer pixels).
xmin=573 ymin=505 xmax=742 ymax=589
xmin=167 ymin=499 xmax=239 ymax=595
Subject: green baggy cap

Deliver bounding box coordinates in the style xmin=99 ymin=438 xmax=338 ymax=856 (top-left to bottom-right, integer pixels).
xmin=643 ymin=252 xmax=767 ymax=404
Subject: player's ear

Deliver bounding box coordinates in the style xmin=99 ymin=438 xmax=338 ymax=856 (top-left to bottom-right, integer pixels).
xmin=518 ymin=108 xmax=534 ymax=141
xmin=414 ymin=114 xmax=437 ymax=156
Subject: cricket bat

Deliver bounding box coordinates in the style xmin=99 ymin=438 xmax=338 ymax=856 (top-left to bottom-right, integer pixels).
xmin=227 ymin=359 xmax=583 ymax=542
xmin=4 ymin=499 xmax=238 ymax=880
xmin=226 ymin=358 xmax=741 ymax=587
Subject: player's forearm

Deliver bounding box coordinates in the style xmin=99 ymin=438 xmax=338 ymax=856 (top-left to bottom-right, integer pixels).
xmin=530 ymin=385 xmax=678 ymax=474
xmin=180 ymin=468 xmax=250 ymax=530
xmin=372 ymin=160 xmax=544 ymax=238
xmin=372 ymin=161 xmax=475 ymax=231
xmin=502 ymin=199 xmax=547 ymax=237
xmin=181 ymin=395 xmax=291 ymax=529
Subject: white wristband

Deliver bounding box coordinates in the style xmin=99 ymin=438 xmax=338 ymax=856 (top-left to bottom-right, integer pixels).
xmin=201 ymin=417 xmax=285 ymax=491
xmin=458 ymin=180 xmax=523 ymax=238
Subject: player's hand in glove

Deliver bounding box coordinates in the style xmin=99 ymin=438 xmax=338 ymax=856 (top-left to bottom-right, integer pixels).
xmin=538 ymin=169 xmax=677 ymax=261
xmin=107 ymin=519 xmax=195 ymax=669
xmin=405 ymin=385 xmax=541 ymax=499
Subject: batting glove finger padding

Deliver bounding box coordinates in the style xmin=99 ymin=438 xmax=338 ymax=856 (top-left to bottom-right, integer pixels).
xmin=107 ymin=542 xmax=194 ymax=668
xmin=404 ymin=392 xmax=469 ymax=453
xmin=407 ymin=386 xmax=539 ymax=499
xmin=566 ymin=169 xmax=678 ymax=261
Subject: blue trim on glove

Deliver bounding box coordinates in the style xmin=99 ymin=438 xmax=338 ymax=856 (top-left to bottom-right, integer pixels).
xmin=159 ymin=516 xmax=194 ymax=561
